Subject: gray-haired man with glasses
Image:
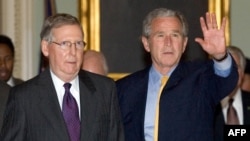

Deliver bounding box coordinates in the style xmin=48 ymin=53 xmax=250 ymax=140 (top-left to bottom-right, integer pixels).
xmin=1 ymin=13 xmax=124 ymax=141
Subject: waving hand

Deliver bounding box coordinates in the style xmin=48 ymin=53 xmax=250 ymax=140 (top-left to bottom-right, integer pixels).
xmin=195 ymin=12 xmax=227 ymax=60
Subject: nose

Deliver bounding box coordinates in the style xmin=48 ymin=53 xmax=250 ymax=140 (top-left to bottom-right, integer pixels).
xmin=165 ymin=36 xmax=171 ymax=47
xmin=69 ymin=43 xmax=77 ymax=55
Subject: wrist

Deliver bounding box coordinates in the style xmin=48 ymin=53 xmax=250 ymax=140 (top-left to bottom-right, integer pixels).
xmin=214 ymin=53 xmax=228 ymax=62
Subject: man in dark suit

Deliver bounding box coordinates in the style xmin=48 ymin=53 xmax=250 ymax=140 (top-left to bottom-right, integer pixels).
xmin=116 ymin=8 xmax=238 ymax=141
xmin=0 ymin=80 xmax=10 ymax=131
xmin=1 ymin=13 xmax=124 ymax=141
xmin=0 ymin=35 xmax=24 ymax=87
xmin=214 ymin=46 xmax=250 ymax=141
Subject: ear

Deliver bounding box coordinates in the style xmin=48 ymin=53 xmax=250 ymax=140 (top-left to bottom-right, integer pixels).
xmin=142 ymin=36 xmax=150 ymax=52
xmin=182 ymin=37 xmax=188 ymax=53
xmin=41 ymin=40 xmax=49 ymax=57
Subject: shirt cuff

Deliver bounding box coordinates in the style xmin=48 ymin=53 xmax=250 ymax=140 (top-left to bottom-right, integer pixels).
xmin=213 ymin=53 xmax=232 ymax=77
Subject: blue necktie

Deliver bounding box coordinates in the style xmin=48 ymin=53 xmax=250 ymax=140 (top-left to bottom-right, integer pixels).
xmin=62 ymin=83 xmax=80 ymax=141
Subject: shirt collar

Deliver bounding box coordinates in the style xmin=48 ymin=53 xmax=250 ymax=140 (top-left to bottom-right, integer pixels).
xmin=50 ymin=70 xmax=79 ymax=92
xmin=7 ymin=76 xmax=14 ymax=87
xmin=221 ymin=88 xmax=242 ymax=108
xmin=149 ymin=64 xmax=177 ymax=83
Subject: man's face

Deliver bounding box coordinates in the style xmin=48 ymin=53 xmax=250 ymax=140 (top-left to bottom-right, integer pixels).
xmin=41 ymin=24 xmax=84 ymax=82
xmin=142 ymin=17 xmax=188 ymax=73
xmin=0 ymin=43 xmax=14 ymax=82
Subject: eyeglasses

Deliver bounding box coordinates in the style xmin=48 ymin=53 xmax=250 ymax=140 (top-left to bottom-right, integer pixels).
xmin=51 ymin=41 xmax=86 ymax=50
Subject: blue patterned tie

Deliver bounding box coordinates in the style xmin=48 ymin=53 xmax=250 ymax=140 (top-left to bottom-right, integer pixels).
xmin=62 ymin=83 xmax=80 ymax=141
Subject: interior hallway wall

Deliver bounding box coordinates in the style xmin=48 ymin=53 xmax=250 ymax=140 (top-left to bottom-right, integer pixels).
xmin=230 ymin=0 xmax=250 ymax=58
xmin=1 ymin=0 xmax=250 ymax=80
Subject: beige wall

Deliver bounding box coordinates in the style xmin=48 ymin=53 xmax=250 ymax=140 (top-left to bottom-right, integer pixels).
xmin=230 ymin=0 xmax=250 ymax=58
xmin=0 ymin=1 xmax=1 ymax=33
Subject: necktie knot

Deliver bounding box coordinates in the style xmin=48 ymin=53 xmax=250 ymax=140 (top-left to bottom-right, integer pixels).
xmin=228 ymin=98 xmax=234 ymax=105
xmin=64 ymin=83 xmax=72 ymax=91
xmin=161 ymin=76 xmax=168 ymax=86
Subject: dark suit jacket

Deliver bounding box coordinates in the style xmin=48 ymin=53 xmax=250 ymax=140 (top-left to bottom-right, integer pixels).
xmin=12 ymin=77 xmax=24 ymax=86
xmin=116 ymin=60 xmax=238 ymax=141
xmin=0 ymin=81 xmax=10 ymax=131
xmin=214 ymin=90 xmax=250 ymax=141
xmin=1 ymin=69 xmax=124 ymax=141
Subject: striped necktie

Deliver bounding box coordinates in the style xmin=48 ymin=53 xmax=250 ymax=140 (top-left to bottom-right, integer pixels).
xmin=62 ymin=83 xmax=81 ymax=141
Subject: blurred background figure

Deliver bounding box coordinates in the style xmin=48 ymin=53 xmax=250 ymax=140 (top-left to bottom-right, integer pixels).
xmin=0 ymin=35 xmax=24 ymax=87
xmin=0 ymin=80 xmax=10 ymax=132
xmin=241 ymin=58 xmax=250 ymax=92
xmin=214 ymin=45 xmax=250 ymax=141
xmin=82 ymin=50 xmax=108 ymax=76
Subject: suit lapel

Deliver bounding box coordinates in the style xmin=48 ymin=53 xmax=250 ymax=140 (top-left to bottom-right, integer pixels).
xmin=37 ymin=69 xmax=69 ymax=141
xmin=242 ymin=91 xmax=250 ymax=124
xmin=78 ymin=71 xmax=98 ymax=140
xmin=130 ymin=68 xmax=150 ymax=139
xmin=165 ymin=63 xmax=185 ymax=89
xmin=135 ymin=77 xmax=148 ymax=139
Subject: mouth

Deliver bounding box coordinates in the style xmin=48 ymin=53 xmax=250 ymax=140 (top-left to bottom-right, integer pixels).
xmin=163 ymin=51 xmax=173 ymax=55
xmin=66 ymin=60 xmax=78 ymax=65
xmin=0 ymin=71 xmax=7 ymax=77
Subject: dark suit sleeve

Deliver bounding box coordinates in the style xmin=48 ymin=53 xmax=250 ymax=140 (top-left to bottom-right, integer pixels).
xmin=1 ymin=88 xmax=27 ymax=141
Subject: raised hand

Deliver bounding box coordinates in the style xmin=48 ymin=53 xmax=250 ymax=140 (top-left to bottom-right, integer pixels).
xmin=195 ymin=12 xmax=227 ymax=60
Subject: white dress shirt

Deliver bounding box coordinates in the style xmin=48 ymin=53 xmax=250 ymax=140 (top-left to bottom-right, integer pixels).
xmin=50 ymin=70 xmax=81 ymax=118
xmin=221 ymin=88 xmax=243 ymax=125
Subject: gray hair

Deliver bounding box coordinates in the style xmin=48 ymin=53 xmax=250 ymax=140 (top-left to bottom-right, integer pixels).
xmin=40 ymin=13 xmax=83 ymax=42
xmin=142 ymin=8 xmax=188 ymax=38
xmin=227 ymin=45 xmax=246 ymax=71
